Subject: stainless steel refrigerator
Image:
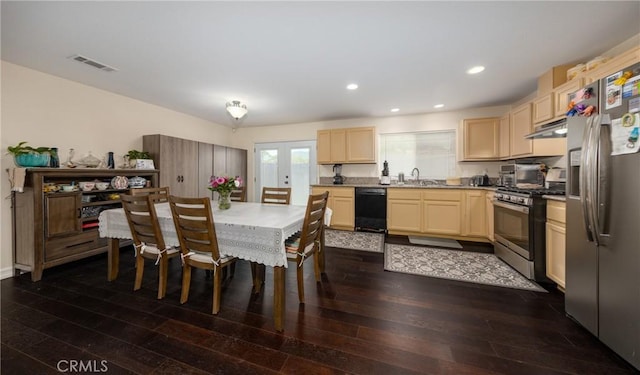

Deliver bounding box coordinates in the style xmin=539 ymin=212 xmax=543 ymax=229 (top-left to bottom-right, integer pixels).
xmin=565 ymin=63 xmax=640 ymax=371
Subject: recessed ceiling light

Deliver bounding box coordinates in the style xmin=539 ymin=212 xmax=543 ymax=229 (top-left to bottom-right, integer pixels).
xmin=467 ymin=66 xmax=485 ymax=75
xmin=346 ymin=83 xmax=358 ymax=90
xmin=434 ymin=104 xmax=445 ymax=109
xmin=390 ymin=108 xmax=400 ymax=112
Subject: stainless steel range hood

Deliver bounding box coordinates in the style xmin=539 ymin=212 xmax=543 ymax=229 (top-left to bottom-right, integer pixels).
xmin=525 ymin=118 xmax=567 ymax=139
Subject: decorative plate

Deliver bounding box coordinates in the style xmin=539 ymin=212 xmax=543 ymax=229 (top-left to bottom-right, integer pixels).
xmin=110 ymin=176 xmax=129 ymax=189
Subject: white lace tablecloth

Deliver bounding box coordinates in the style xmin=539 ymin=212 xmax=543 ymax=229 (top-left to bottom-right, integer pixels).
xmin=99 ymin=202 xmax=317 ymax=267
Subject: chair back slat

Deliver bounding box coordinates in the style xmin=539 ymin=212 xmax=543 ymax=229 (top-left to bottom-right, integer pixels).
xmin=261 ymin=187 xmax=291 ymax=205
xmin=130 ymin=186 xmax=170 ymax=203
xmin=230 ymin=186 xmax=246 ymax=202
xmin=295 ymin=191 xmax=329 ymax=253
xmin=169 ymin=195 xmax=221 ymax=260
xmin=121 ymin=194 xmax=166 ymax=249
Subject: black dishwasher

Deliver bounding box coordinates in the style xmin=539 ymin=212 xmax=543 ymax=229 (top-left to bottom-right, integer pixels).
xmin=355 ymin=187 xmax=387 ymax=233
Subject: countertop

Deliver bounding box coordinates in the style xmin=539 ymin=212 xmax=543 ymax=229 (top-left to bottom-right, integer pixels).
xmin=543 ymin=195 xmax=567 ymax=202
xmin=312 ymin=183 xmax=497 ymax=191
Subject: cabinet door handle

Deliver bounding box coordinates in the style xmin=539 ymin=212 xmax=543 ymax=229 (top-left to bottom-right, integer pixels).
xmin=176 ymin=176 xmax=181 ymax=183
xmin=77 ymin=208 xmax=82 ymax=218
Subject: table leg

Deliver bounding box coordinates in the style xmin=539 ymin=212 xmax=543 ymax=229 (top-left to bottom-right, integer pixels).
xmin=250 ymin=262 xmax=266 ymax=294
xmin=108 ymin=238 xmax=120 ymax=281
xmin=273 ymin=266 xmax=285 ymax=332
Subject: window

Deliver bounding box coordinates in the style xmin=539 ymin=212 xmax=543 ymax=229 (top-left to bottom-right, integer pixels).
xmin=379 ymin=130 xmax=456 ymax=179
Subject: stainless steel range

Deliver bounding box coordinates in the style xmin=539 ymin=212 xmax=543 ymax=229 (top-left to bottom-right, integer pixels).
xmin=493 ymin=187 xmax=564 ymax=282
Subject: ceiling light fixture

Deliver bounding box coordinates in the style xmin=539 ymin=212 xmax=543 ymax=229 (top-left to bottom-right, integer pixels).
xmin=434 ymin=104 xmax=445 ymax=109
xmin=390 ymin=108 xmax=400 ymax=112
xmin=226 ymin=100 xmax=248 ymax=120
xmin=346 ymin=83 xmax=358 ymax=90
xmin=467 ymin=66 xmax=485 ymax=74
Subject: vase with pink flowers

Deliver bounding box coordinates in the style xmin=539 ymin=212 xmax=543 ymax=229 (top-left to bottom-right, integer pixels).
xmin=208 ymin=175 xmax=242 ymax=210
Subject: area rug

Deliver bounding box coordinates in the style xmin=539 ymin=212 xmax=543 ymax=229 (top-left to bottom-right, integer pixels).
xmin=324 ymin=229 xmax=385 ymax=253
xmin=384 ymin=244 xmax=546 ymax=292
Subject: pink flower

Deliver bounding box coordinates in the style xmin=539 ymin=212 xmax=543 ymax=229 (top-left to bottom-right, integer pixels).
xmin=207 ymin=175 xmax=241 ymax=193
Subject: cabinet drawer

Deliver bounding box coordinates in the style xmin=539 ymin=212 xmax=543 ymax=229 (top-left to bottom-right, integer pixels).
xmin=331 ymin=187 xmax=354 ymax=198
xmin=547 ymin=200 xmax=566 ymax=224
xmin=45 ymin=231 xmax=105 ymax=261
xmin=422 ymin=190 xmax=462 ymax=201
xmin=388 ymin=188 xmax=421 ymax=200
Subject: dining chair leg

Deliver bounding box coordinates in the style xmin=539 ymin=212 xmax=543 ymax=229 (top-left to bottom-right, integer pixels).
xmin=212 ymin=267 xmax=222 ymax=315
xmin=296 ymin=262 xmax=305 ymax=303
xmin=180 ymin=264 xmax=192 ymax=304
xmin=313 ymin=252 xmax=321 ymax=282
xmin=134 ymin=255 xmax=145 ymax=291
xmin=157 ymin=256 xmax=168 ymax=300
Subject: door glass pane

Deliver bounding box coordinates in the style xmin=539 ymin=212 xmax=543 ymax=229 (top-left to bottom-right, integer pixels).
xmin=289 ymin=147 xmax=310 ymax=205
xmin=259 ymin=149 xmax=278 ymax=193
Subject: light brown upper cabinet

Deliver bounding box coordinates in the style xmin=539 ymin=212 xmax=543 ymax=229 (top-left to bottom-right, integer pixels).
xmin=347 ymin=127 xmax=376 ymax=162
xmin=583 ymin=46 xmax=640 ymax=84
xmin=554 ymin=78 xmax=584 ymax=118
xmin=533 ymin=93 xmax=555 ymax=125
xmin=461 ymin=117 xmax=500 ymax=160
xmin=510 ymin=102 xmax=534 ymax=157
xmin=499 ymin=112 xmax=511 ymax=159
xmin=317 ymin=127 xmax=376 ymax=164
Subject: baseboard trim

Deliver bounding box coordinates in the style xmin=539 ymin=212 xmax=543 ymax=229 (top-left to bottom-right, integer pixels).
xmin=0 ymin=266 xmax=15 ymax=280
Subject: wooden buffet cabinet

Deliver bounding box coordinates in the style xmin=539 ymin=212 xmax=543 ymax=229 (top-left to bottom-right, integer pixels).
xmin=12 ymin=168 xmax=159 ymax=281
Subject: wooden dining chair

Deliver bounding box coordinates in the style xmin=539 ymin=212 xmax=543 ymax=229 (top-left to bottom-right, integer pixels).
xmin=230 ymin=186 xmax=246 ymax=202
xmin=120 ymin=193 xmax=180 ymax=299
xmin=168 ymin=195 xmax=237 ymax=314
xmin=284 ymin=191 xmax=329 ymax=303
xmin=261 ymin=187 xmax=291 ymax=205
xmin=130 ymin=186 xmax=170 ymax=203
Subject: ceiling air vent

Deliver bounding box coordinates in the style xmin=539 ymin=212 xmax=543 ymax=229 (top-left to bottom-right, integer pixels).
xmin=68 ymin=54 xmax=118 ymax=72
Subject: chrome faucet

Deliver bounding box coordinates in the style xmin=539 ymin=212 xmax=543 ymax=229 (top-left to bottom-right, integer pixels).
xmin=411 ymin=167 xmax=420 ymax=182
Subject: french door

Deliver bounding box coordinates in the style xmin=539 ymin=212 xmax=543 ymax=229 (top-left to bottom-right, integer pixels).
xmin=254 ymin=141 xmax=317 ymax=205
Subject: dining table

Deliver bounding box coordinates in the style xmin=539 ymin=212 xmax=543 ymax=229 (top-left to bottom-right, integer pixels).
xmin=98 ymin=201 xmax=329 ymax=332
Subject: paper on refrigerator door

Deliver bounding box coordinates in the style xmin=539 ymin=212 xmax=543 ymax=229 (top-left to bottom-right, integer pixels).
xmin=610 ymin=114 xmax=640 ymax=155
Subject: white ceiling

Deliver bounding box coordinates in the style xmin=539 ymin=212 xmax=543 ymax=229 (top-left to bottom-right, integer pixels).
xmin=2 ymin=2 xmax=639 ymax=128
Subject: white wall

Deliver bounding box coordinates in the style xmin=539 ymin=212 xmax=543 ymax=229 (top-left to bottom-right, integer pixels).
xmin=0 ymin=61 xmax=233 ymax=277
xmin=233 ymin=105 xmax=511 ymax=199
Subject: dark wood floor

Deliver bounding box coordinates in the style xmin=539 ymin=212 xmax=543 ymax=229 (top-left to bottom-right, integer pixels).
xmin=2 ymin=237 xmax=637 ymax=374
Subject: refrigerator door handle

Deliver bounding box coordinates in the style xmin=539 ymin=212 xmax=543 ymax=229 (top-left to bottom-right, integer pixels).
xmin=593 ymin=114 xmax=612 ymax=245
xmin=580 ymin=115 xmax=595 ymax=242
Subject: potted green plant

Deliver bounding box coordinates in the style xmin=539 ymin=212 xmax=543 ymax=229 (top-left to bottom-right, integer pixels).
xmin=127 ymin=149 xmax=151 ymax=168
xmin=7 ymin=142 xmax=57 ymax=167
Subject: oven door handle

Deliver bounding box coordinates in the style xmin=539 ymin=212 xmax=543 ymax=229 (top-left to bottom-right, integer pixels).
xmin=492 ymin=199 xmax=529 ymax=214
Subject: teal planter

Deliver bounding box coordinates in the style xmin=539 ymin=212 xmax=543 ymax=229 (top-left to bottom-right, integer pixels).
xmin=14 ymin=153 xmax=50 ymax=167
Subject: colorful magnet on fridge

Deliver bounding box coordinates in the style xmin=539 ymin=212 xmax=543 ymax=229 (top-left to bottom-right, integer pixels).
xmin=614 ymin=71 xmax=633 ymax=86
xmin=582 ymin=105 xmax=596 ymax=117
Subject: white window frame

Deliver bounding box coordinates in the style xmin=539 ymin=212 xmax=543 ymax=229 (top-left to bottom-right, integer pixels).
xmin=379 ymin=130 xmax=457 ymax=180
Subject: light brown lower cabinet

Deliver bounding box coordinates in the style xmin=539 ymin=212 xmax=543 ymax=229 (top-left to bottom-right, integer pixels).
xmin=546 ymin=200 xmax=566 ymax=289
xmin=387 ymin=188 xmax=489 ymax=241
xmin=312 ymin=186 xmax=354 ymax=230
xmin=387 ymin=189 xmax=421 ymax=232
